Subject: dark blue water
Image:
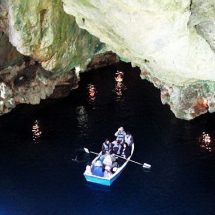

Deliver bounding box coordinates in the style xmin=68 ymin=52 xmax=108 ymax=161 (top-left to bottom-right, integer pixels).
xmin=0 ymin=62 xmax=215 ymax=215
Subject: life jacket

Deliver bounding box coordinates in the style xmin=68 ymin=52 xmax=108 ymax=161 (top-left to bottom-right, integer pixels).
xmin=103 ymin=142 xmax=112 ymax=151
xmin=125 ymin=135 xmax=133 ymax=146
xmin=116 ymin=131 xmax=126 ymax=142
xmin=113 ymin=143 xmax=122 ymax=155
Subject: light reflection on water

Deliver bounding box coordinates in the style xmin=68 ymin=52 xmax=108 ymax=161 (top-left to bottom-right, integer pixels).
xmin=76 ymin=105 xmax=89 ymax=138
xmin=87 ymin=84 xmax=97 ymax=106
xmin=198 ymin=132 xmax=215 ymax=152
xmin=32 ymin=120 xmax=42 ymax=143
xmin=114 ymin=70 xmax=127 ymax=101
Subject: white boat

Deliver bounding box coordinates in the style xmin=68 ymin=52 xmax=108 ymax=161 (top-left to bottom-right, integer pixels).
xmin=83 ymin=143 xmax=134 ymax=186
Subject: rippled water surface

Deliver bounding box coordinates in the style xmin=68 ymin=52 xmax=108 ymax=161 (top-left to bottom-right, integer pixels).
xmin=0 ymin=62 xmax=215 ymax=215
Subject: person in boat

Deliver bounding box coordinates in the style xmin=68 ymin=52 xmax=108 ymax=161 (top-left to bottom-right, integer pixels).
xmin=112 ymin=140 xmax=123 ymax=156
xmin=112 ymin=140 xmax=125 ymax=166
xmin=114 ymin=127 xmax=126 ymax=143
xmin=121 ymin=143 xmax=130 ymax=159
xmin=125 ymin=131 xmax=134 ymax=155
xmin=91 ymin=160 xmax=104 ymax=177
xmin=84 ymin=164 xmax=92 ymax=175
xmin=103 ymin=151 xmax=118 ymax=172
xmin=102 ymin=139 xmax=113 ymax=155
xmin=103 ymin=165 xmax=112 ymax=178
xmin=103 ymin=154 xmax=112 ymax=167
xmin=125 ymin=131 xmax=134 ymax=146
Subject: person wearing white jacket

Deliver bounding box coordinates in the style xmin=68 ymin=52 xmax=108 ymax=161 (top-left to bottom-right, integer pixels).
xmin=125 ymin=131 xmax=134 ymax=147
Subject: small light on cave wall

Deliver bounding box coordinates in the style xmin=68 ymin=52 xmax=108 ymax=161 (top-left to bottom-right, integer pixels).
xmin=203 ymin=98 xmax=208 ymax=107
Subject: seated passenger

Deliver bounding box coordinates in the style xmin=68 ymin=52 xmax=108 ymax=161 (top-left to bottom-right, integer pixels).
xmin=92 ymin=160 xmax=104 ymax=177
xmin=84 ymin=165 xmax=92 ymax=175
xmin=103 ymin=165 xmax=112 ymax=178
xmin=121 ymin=143 xmax=130 ymax=158
xmin=112 ymin=140 xmax=123 ymax=155
xmin=102 ymin=139 xmax=112 ymax=154
xmin=103 ymin=154 xmax=112 ymax=166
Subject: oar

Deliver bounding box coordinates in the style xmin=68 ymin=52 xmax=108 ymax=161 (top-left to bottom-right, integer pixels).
xmin=84 ymin=148 xmax=99 ymax=156
xmin=84 ymin=148 xmax=151 ymax=169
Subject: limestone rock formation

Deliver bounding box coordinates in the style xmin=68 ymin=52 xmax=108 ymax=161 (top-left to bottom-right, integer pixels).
xmin=0 ymin=32 xmax=23 ymax=70
xmin=62 ymin=0 xmax=215 ymax=120
xmin=0 ymin=0 xmax=118 ymax=115
xmin=1 ymin=0 xmax=215 ymax=119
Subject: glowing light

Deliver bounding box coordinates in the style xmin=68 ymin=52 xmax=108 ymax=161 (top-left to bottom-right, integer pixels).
xmin=202 ymin=98 xmax=208 ymax=107
xmin=87 ymin=84 xmax=97 ymax=105
xmin=88 ymin=84 xmax=96 ymax=98
xmin=32 ymin=120 xmax=42 ymax=143
xmin=115 ymin=71 xmax=124 ymax=82
xmin=198 ymin=132 xmax=215 ymax=152
xmin=114 ymin=70 xmax=126 ymax=100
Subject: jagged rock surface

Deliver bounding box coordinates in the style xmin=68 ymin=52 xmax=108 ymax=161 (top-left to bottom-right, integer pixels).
xmin=0 ymin=0 xmax=118 ymax=115
xmin=62 ymin=0 xmax=215 ymax=120
xmin=1 ymin=0 xmax=215 ymax=119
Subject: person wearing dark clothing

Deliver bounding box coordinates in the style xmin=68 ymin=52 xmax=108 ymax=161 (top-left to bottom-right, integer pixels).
xmin=112 ymin=140 xmax=124 ymax=167
xmin=112 ymin=140 xmax=123 ymax=155
xmin=121 ymin=143 xmax=131 ymax=158
xmin=102 ymin=139 xmax=112 ymax=154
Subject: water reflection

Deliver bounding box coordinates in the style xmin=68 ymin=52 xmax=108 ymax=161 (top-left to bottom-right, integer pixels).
xmin=87 ymin=84 xmax=97 ymax=107
xmin=76 ymin=106 xmax=89 ymax=138
xmin=71 ymin=148 xmax=90 ymax=163
xmin=32 ymin=120 xmax=42 ymax=143
xmin=86 ymin=183 xmax=111 ymax=193
xmin=114 ymin=70 xmax=127 ymax=101
xmin=198 ymin=132 xmax=215 ymax=152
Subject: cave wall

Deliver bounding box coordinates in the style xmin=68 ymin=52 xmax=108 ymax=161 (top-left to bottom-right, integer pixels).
xmin=62 ymin=0 xmax=215 ymax=120
xmin=0 ymin=0 xmax=118 ymax=115
xmin=1 ymin=0 xmax=215 ymax=119
xmin=6 ymin=0 xmax=106 ymax=72
xmin=62 ymin=0 xmax=215 ymax=84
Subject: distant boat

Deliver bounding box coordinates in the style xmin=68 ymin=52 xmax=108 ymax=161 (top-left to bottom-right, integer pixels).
xmin=83 ymin=144 xmax=134 ymax=186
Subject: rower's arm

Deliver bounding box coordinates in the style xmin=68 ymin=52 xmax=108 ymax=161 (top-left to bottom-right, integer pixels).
xmin=114 ymin=131 xmax=119 ymax=136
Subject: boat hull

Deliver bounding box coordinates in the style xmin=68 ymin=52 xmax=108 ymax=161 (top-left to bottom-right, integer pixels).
xmin=84 ymin=144 xmax=134 ymax=186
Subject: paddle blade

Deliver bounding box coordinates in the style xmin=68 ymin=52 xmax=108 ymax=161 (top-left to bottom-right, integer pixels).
xmin=84 ymin=148 xmax=90 ymax=153
xmin=142 ymin=163 xmax=151 ymax=169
